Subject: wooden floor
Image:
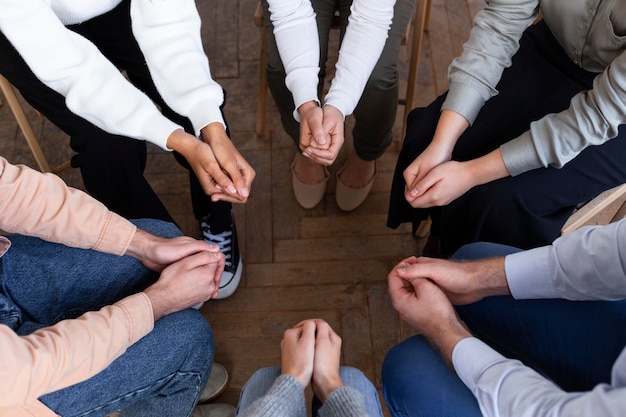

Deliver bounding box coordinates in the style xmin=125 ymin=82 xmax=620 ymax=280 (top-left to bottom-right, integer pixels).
xmin=0 ymin=0 xmax=485 ymax=414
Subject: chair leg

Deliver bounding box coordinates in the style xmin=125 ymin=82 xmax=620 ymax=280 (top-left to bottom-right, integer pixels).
xmin=0 ymin=74 xmax=52 ymax=173
xmin=401 ymin=0 xmax=432 ymax=141
xmin=256 ymin=25 xmax=268 ymax=137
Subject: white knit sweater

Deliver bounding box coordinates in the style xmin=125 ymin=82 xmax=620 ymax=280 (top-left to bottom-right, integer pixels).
xmin=266 ymin=0 xmax=395 ymax=120
xmin=0 ymin=0 xmax=225 ymax=150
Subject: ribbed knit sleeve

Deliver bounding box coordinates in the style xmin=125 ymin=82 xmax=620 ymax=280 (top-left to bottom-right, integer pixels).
xmin=238 ymin=374 xmax=307 ymax=417
xmin=318 ymin=386 xmax=371 ymax=417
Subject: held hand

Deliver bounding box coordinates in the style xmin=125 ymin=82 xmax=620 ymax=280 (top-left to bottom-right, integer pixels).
xmin=311 ymin=319 xmax=344 ymax=402
xmin=388 ymin=260 xmax=471 ymax=355
xmin=201 ymin=123 xmax=256 ymax=203
xmin=302 ymin=105 xmax=344 ymax=166
xmin=403 ymin=143 xmax=453 ymax=194
xmin=281 ymin=320 xmax=316 ymax=388
xmin=298 ymin=101 xmax=327 ymax=150
xmin=404 ymin=160 xmax=476 ymax=208
xmin=144 ymin=250 xmax=225 ymax=320
xmin=126 ymin=229 xmax=221 ymax=272
xmin=393 ymin=256 xmax=509 ymax=305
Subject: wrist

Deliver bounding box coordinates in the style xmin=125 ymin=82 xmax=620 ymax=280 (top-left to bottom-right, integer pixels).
xmin=297 ymin=100 xmax=319 ymax=116
xmin=473 ymin=257 xmax=511 ymax=297
xmin=200 ymin=122 xmax=228 ymax=145
xmin=427 ymin=318 xmax=472 ymax=368
xmin=316 ymin=375 xmax=344 ymax=402
xmin=143 ymin=285 xmax=170 ymax=322
xmin=166 ymin=129 xmax=196 ymax=155
xmin=125 ymin=229 xmax=153 ymax=262
xmin=466 ymin=149 xmax=509 ymax=186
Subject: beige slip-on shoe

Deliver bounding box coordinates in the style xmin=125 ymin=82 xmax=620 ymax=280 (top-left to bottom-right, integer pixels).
xmin=191 ymin=404 xmax=236 ymax=417
xmin=335 ymin=163 xmax=377 ymax=212
xmin=291 ymin=158 xmax=329 ymax=209
xmin=198 ymin=362 xmax=229 ymax=404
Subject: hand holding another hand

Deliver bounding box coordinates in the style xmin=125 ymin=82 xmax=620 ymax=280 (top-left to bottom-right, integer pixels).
xmin=281 ymin=320 xmax=317 ymax=387
xmin=167 ymin=126 xmax=255 ymax=204
xmin=299 ymin=104 xmax=345 ymax=167
xmin=144 ymin=250 xmax=225 ymax=320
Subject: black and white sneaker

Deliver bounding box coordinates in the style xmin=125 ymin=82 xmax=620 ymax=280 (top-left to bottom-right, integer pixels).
xmin=201 ymin=213 xmax=242 ymax=299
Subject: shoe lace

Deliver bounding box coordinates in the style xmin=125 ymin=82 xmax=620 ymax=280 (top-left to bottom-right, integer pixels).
xmin=201 ymin=226 xmax=233 ymax=267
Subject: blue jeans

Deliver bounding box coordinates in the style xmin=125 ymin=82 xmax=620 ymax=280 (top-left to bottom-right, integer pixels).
xmin=237 ymin=366 xmax=384 ymax=417
xmin=382 ymin=242 xmax=626 ymax=416
xmin=0 ymin=219 xmax=214 ymax=417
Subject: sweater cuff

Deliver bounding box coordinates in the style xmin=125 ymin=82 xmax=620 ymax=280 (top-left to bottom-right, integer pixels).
xmin=93 ymin=212 xmax=137 ymax=256
xmin=441 ymin=82 xmax=486 ymax=126
xmin=319 ymin=386 xmax=368 ymax=417
xmin=115 ymin=293 xmax=155 ymax=345
xmin=187 ymin=98 xmax=226 ymax=136
xmin=500 ymin=131 xmax=543 ymax=176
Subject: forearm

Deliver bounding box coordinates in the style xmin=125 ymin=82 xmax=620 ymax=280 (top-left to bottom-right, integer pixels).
xmin=442 ymin=1 xmax=538 ymax=124
xmin=453 ymin=338 xmax=626 ymax=417
xmin=130 ymin=0 xmax=226 ymax=135
xmin=0 ymin=293 xmax=153 ymax=407
xmin=0 ymin=1 xmax=179 ymax=150
xmin=267 ymin=0 xmax=320 ymax=118
xmin=465 ymin=148 xmax=510 ymax=187
xmin=324 ymin=0 xmax=395 ymax=116
xmin=0 ymin=158 xmax=135 ymax=255
xmin=502 ymin=50 xmax=626 ymax=176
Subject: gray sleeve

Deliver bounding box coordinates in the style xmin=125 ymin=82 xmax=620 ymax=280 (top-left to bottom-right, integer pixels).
xmin=237 ymin=375 xmax=307 ymax=417
xmin=318 ymin=386 xmax=371 ymax=417
xmin=442 ymin=0 xmax=539 ymax=124
xmin=501 ymin=43 xmax=626 ymax=176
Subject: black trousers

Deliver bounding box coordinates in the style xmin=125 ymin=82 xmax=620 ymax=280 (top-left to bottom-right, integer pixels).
xmin=388 ymin=21 xmax=626 ymax=256
xmin=0 ymin=0 xmax=226 ymax=224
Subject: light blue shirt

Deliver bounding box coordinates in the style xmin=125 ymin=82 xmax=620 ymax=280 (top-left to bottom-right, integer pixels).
xmin=452 ymin=219 xmax=626 ymax=416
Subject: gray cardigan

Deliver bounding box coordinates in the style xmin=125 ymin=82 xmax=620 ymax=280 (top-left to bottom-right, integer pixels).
xmin=237 ymin=375 xmax=370 ymax=417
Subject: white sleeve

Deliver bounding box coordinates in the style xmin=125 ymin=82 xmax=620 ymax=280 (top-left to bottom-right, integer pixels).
xmin=453 ymin=338 xmax=626 ymax=417
xmin=0 ymin=0 xmax=179 ymax=150
xmin=130 ymin=0 xmax=226 ymax=136
xmin=266 ymin=0 xmax=321 ymax=121
xmin=324 ymin=0 xmax=395 ymax=117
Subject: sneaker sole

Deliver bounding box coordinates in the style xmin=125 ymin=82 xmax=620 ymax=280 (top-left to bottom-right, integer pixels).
xmin=214 ymin=257 xmax=243 ymax=299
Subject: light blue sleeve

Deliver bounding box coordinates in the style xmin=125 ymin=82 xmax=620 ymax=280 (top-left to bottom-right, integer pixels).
xmin=453 ymin=338 xmax=626 ymax=417
xmin=505 ymin=219 xmax=626 ymax=300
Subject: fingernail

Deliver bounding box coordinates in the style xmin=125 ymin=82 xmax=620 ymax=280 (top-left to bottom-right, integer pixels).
xmin=398 ymin=267 xmax=406 ymax=274
xmin=241 ymin=187 xmax=250 ymax=198
xmin=317 ymin=135 xmax=326 ymax=145
xmin=227 ymin=185 xmax=237 ymax=194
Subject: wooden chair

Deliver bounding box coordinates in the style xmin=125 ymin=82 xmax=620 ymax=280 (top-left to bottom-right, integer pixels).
xmin=561 ymin=184 xmax=626 ymax=234
xmin=0 ymin=74 xmax=70 ymax=173
xmin=253 ymin=0 xmax=433 ymax=138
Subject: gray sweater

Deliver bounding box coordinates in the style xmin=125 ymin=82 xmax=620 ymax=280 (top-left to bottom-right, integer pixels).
xmin=442 ymin=0 xmax=626 ymax=176
xmin=238 ymin=375 xmax=370 ymax=417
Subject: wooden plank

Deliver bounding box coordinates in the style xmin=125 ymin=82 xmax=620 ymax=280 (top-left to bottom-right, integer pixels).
xmin=245 ymin=149 xmax=273 ymax=263
xmin=273 ymin=235 xmax=409 ymax=262
xmin=244 ymin=258 xmax=392 ymax=287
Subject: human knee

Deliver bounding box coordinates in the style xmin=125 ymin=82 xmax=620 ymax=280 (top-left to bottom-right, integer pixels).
xmin=158 ymin=310 xmax=214 ymax=369
xmin=453 ymin=242 xmax=522 ymax=261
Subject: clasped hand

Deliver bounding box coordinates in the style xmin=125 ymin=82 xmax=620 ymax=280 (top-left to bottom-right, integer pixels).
xmin=167 ymin=124 xmax=256 ymax=204
xmin=281 ymin=319 xmax=344 ymax=402
xmin=403 ymin=148 xmax=476 ymax=209
xmin=298 ymin=103 xmax=345 ymax=166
